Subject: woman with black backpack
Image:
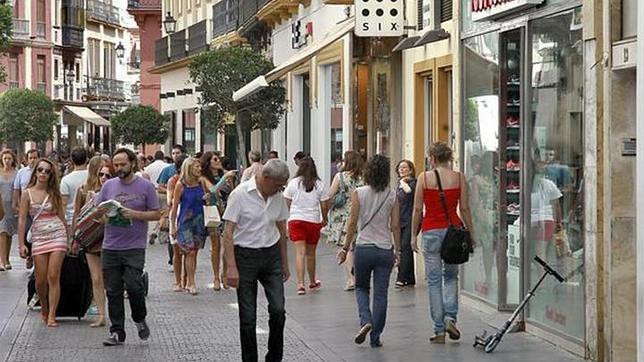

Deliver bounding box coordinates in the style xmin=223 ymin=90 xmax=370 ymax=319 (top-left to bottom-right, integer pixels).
xmin=327 ymin=150 xmax=364 ymax=291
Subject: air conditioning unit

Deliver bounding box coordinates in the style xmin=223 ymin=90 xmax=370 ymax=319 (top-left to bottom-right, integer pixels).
xmin=612 ymin=38 xmax=636 ymax=71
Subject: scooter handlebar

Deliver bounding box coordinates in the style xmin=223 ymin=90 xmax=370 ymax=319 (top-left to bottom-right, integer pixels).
xmin=533 ymin=256 xmax=565 ymax=283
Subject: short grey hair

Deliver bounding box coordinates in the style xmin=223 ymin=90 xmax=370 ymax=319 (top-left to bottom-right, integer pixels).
xmin=262 ymin=159 xmax=290 ymax=181
xmin=248 ymin=150 xmax=261 ymax=163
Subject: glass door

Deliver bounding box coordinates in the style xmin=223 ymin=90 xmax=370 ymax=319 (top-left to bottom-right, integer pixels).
xmin=498 ymin=28 xmax=524 ymax=309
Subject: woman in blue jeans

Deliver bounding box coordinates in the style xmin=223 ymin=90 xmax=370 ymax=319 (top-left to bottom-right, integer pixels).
xmin=337 ymin=154 xmax=401 ymax=348
xmin=411 ymin=142 xmax=475 ymax=344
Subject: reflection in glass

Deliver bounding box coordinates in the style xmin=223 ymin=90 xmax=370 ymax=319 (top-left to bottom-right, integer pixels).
xmin=329 ymin=63 xmax=343 ymax=182
xmin=527 ymin=8 xmax=584 ymax=340
xmin=462 ymin=32 xmax=500 ymax=306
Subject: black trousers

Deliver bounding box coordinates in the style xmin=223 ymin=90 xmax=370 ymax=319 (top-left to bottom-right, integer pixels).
xmin=235 ymin=244 xmax=285 ymax=362
xmin=397 ymin=224 xmax=416 ymax=285
xmin=103 ymin=249 xmax=147 ymax=341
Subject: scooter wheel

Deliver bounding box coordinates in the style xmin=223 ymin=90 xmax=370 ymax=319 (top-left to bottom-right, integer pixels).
xmin=484 ymin=336 xmax=501 ymax=353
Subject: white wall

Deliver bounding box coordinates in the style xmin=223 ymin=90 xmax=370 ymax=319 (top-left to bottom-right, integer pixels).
xmin=160 ymin=67 xmax=203 ymax=151
xmin=636 ymin=0 xmax=644 ymax=359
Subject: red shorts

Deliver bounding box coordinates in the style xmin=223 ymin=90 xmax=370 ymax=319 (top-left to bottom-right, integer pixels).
xmin=288 ymin=220 xmax=322 ymax=245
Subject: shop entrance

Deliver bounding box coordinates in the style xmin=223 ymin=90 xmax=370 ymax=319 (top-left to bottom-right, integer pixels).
xmin=462 ymin=7 xmax=586 ymax=346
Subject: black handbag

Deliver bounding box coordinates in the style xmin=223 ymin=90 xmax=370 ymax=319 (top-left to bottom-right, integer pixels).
xmin=434 ymin=169 xmax=473 ymax=264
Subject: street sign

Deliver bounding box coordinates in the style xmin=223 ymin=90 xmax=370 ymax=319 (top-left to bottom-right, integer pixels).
xmin=355 ymin=0 xmax=404 ymax=37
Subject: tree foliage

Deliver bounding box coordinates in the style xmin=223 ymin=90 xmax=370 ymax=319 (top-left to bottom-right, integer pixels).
xmin=111 ymin=105 xmax=169 ymax=147
xmin=0 ymin=89 xmax=56 ymax=146
xmin=189 ymin=46 xmax=286 ymax=165
xmin=0 ymin=1 xmax=13 ymax=82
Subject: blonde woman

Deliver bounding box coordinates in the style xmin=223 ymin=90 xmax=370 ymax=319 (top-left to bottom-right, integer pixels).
xmin=169 ymin=157 xmax=208 ymax=295
xmin=71 ymin=156 xmax=113 ymax=327
xmin=0 ymin=149 xmax=17 ymax=271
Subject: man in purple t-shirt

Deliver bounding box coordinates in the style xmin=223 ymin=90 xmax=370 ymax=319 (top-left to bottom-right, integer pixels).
xmin=96 ymin=148 xmax=160 ymax=347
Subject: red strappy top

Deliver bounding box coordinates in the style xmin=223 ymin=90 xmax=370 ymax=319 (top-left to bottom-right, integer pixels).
xmin=421 ymin=172 xmax=463 ymax=231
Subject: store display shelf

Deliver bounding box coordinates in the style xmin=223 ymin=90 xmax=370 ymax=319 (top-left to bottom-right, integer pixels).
xmin=507 ymin=146 xmax=520 ymax=151
xmin=506 ymin=189 xmax=520 ymax=193
xmin=507 ymin=211 xmax=520 ymax=216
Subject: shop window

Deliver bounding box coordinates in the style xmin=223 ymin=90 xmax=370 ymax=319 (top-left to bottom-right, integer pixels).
xmin=8 ymin=54 xmax=18 ymax=89
xmin=526 ymin=8 xmax=584 ymax=341
xmin=54 ymin=59 xmax=59 ymax=80
xmin=328 ymin=63 xmax=343 ymax=182
xmin=462 ymin=31 xmax=501 ymax=306
xmin=302 ymin=74 xmax=311 ymax=155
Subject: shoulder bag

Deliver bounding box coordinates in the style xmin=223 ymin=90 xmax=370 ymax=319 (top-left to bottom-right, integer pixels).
xmin=332 ymin=172 xmax=348 ymax=210
xmin=360 ymin=189 xmax=391 ymax=232
xmin=434 ymin=169 xmax=473 ymax=264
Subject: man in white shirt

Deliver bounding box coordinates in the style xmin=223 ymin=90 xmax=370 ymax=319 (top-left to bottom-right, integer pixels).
xmin=60 ymin=147 xmax=88 ymax=226
xmin=240 ymin=150 xmax=263 ymax=183
xmin=144 ymin=151 xmax=167 ymax=188
xmin=222 ymin=159 xmax=290 ymax=362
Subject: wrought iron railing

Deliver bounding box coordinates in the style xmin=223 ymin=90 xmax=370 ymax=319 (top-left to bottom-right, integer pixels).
xmin=87 ymin=0 xmax=120 ymax=26
xmin=85 ymin=77 xmax=125 ymax=100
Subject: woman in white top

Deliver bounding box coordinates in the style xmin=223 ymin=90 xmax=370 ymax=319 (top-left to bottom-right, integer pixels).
xmin=284 ymin=157 xmax=330 ymax=295
xmin=337 ymin=154 xmax=401 ymax=348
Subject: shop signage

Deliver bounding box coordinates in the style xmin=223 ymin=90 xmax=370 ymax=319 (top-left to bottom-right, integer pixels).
xmin=471 ymin=0 xmax=544 ymax=22
xmin=355 ymin=0 xmax=404 ymax=37
xmin=291 ymin=20 xmax=312 ymax=49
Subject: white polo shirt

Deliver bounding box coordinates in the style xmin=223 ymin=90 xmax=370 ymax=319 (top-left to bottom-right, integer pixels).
xmin=223 ymin=176 xmax=289 ymax=249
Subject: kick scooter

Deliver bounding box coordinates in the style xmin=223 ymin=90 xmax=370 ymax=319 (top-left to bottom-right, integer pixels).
xmin=473 ymin=255 xmax=565 ymax=353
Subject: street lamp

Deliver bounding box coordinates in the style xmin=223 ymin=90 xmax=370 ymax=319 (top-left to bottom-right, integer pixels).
xmin=163 ymin=12 xmax=177 ymax=34
xmin=115 ymin=42 xmax=125 ymax=59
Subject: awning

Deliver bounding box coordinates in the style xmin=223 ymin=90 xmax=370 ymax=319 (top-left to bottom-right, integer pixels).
xmin=392 ymin=36 xmax=421 ymax=52
xmin=414 ymin=28 xmax=450 ymax=48
xmin=233 ymin=17 xmax=355 ymax=102
xmin=64 ymin=106 xmax=110 ymax=127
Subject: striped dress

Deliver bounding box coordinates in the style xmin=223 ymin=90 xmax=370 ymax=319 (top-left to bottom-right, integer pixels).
xmin=28 ymin=190 xmax=68 ymax=256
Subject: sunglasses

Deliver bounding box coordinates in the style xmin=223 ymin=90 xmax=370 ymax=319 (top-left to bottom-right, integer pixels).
xmin=99 ymin=172 xmax=112 ymax=179
xmin=36 ymin=167 xmax=51 ymax=175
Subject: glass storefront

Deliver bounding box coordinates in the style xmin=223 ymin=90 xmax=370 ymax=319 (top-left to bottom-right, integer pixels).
xmin=328 ymin=63 xmax=343 ymax=181
xmin=462 ymin=32 xmax=501 ymax=306
xmin=461 ymin=2 xmax=585 ymax=345
xmin=526 ymin=8 xmax=584 ymax=341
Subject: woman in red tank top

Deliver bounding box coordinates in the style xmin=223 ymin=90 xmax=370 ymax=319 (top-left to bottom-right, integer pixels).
xmin=410 ymin=142 xmax=475 ymax=344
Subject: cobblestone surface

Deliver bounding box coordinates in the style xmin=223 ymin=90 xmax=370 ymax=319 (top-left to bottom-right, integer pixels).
xmin=5 ymin=244 xmax=326 ymax=362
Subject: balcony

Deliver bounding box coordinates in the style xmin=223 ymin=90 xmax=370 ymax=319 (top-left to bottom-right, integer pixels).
xmin=9 ymin=81 xmax=19 ymax=89
xmin=127 ymin=0 xmax=161 ymax=14
xmin=239 ymin=0 xmax=270 ymax=27
xmin=188 ymin=21 xmax=208 ymax=56
xmin=85 ymin=77 xmax=125 ymax=100
xmin=36 ymin=22 xmax=46 ymax=39
xmin=213 ymin=0 xmax=238 ymax=39
xmin=255 ymin=0 xmax=299 ymax=29
xmin=87 ymin=0 xmax=120 ymax=26
xmin=170 ymin=30 xmax=187 ymax=62
xmin=155 ymin=36 xmax=169 ymax=65
xmin=62 ymin=26 xmax=84 ymax=49
xmin=12 ymin=19 xmax=30 ymax=40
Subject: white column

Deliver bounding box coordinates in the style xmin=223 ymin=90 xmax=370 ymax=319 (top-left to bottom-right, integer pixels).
xmin=342 ymin=33 xmax=353 ymax=153
xmin=636 ymin=0 xmax=644 ymax=359
xmin=312 ymin=64 xmax=331 ymax=185
xmin=287 ymin=76 xmax=303 ymax=175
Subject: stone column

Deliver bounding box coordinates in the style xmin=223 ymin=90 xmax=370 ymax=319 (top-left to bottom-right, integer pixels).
xmin=636 ymin=0 xmax=644 ymax=359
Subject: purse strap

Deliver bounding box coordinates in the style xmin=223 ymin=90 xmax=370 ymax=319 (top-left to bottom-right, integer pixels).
xmin=29 ymin=189 xmax=50 ymax=224
xmin=360 ymin=189 xmax=391 ymax=232
xmin=433 ymin=169 xmax=454 ymax=227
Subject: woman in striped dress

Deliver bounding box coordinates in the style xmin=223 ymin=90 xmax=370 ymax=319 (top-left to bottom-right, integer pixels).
xmin=18 ymin=158 xmax=68 ymax=327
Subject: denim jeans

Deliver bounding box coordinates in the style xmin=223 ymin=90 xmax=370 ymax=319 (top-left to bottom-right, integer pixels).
xmin=235 ymin=243 xmax=285 ymax=362
xmin=354 ymin=244 xmax=394 ymax=346
xmin=102 ymin=249 xmax=147 ymax=341
xmin=422 ymin=229 xmax=459 ymax=335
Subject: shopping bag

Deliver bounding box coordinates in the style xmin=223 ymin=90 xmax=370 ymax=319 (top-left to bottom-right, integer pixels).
xmin=203 ymin=205 xmax=221 ymax=228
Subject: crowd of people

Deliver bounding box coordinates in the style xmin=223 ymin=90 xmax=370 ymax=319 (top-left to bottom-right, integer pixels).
xmin=0 ymin=141 xmax=475 ymax=361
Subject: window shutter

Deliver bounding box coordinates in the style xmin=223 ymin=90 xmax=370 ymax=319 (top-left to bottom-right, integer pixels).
xmin=440 ymin=0 xmax=452 ymax=22
xmin=417 ymin=0 xmax=423 ymax=31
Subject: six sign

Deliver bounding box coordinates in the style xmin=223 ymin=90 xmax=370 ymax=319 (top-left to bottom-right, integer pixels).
xmin=355 ymin=0 xmax=404 ymax=37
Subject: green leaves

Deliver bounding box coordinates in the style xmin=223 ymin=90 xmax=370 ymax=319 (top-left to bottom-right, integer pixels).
xmin=0 ymin=89 xmax=56 ymax=145
xmin=189 ymin=46 xmax=286 ymax=133
xmin=110 ymin=105 xmax=169 ymax=146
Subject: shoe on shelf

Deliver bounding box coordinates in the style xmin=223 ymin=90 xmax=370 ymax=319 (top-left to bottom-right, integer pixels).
xmin=506 ymin=116 xmax=520 ymax=127
xmin=354 ymin=323 xmax=372 ymax=345
xmin=506 ymin=159 xmax=520 ymax=171
xmin=430 ymin=334 xmax=446 ymax=344
xmin=135 ymin=321 xmax=150 ymax=340
xmin=297 ymin=285 xmax=306 ymax=295
xmin=445 ymin=319 xmax=461 ymax=340
xmin=507 ymin=203 xmax=521 ymax=215
xmin=507 ymin=182 xmax=520 ymax=190
xmin=103 ymin=333 xmax=124 ymax=346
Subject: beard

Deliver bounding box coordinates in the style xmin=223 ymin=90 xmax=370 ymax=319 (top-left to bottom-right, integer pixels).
xmin=116 ymin=167 xmax=132 ymax=179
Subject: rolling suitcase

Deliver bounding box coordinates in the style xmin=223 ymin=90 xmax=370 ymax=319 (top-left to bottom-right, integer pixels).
xmin=56 ymin=253 xmax=93 ymax=319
